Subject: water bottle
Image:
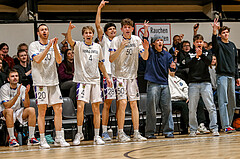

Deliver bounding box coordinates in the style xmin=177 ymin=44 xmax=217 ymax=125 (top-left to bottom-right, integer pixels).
xmin=18 ymin=132 xmax=22 ymax=146
xmin=108 ymin=129 xmax=113 ymax=139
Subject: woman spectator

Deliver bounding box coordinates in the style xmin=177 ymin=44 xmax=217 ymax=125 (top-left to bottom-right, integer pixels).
xmin=0 ymin=59 xmax=7 ymax=88
xmin=209 ymin=55 xmax=217 ymax=91
xmin=58 ymin=49 xmax=76 ymax=106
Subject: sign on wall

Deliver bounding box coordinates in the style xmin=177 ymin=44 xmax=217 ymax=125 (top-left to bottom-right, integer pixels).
xmin=135 ymin=23 xmax=171 ymax=45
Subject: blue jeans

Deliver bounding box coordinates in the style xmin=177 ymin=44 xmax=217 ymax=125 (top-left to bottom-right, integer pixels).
xmin=217 ymin=75 xmax=236 ymax=129
xmin=188 ymin=82 xmax=218 ymax=132
xmin=145 ymin=82 xmax=174 ymax=135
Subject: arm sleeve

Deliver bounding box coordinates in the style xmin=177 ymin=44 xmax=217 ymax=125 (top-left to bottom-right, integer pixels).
xmin=58 ymin=63 xmax=73 ymax=80
xmin=212 ymin=34 xmax=219 ymax=55
xmin=200 ymin=51 xmax=212 ymax=66
xmin=109 ymin=38 xmax=118 ymax=52
xmin=0 ymin=86 xmax=10 ymax=104
xmin=28 ymin=42 xmax=39 ymax=61
xmin=235 ymin=45 xmax=239 ymax=79
xmin=99 ymin=46 xmax=104 ymax=62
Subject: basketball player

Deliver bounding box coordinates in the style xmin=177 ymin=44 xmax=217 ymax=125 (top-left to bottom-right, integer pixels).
xmin=67 ymin=22 xmax=112 ymax=145
xmin=29 ymin=24 xmax=70 ymax=148
xmin=0 ymin=69 xmax=39 ymax=147
xmin=95 ymin=0 xmax=117 ymax=141
xmin=109 ymin=18 xmax=148 ymax=142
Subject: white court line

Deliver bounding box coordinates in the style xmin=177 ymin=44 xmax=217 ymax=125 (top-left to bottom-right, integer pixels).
xmin=1 ymin=134 xmax=240 ymax=154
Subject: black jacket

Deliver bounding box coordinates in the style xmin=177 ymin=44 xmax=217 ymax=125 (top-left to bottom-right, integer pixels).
xmin=186 ymin=49 xmax=212 ymax=83
xmin=212 ymin=34 xmax=238 ymax=79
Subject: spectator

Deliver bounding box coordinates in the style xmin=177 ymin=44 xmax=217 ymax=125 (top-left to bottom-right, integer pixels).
xmin=209 ymin=55 xmax=217 ymax=91
xmin=175 ymin=40 xmax=191 ymax=83
xmin=186 ymin=34 xmax=219 ymax=137
xmin=144 ymin=32 xmax=175 ymax=139
xmin=169 ymin=35 xmax=182 ymax=62
xmin=17 ymin=43 xmax=29 ymax=64
xmin=58 ymin=49 xmax=76 ymax=106
xmin=0 ymin=43 xmax=15 ymax=69
xmin=13 ymin=49 xmax=34 ymax=98
xmin=0 ymin=59 xmax=7 ymax=88
xmin=212 ymin=18 xmax=239 ymax=132
xmin=0 ymin=49 xmax=9 ymax=73
xmin=0 ymin=69 xmax=39 ymax=147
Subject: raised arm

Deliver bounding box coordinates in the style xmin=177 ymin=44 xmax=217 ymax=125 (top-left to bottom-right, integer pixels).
xmin=52 ymin=38 xmax=62 ymax=64
xmin=211 ymin=18 xmax=220 ymax=54
xmin=32 ymin=39 xmax=54 ymax=64
xmin=67 ymin=21 xmax=76 ymax=47
xmin=193 ymin=23 xmax=199 ymax=36
xmin=23 ymin=85 xmax=30 ymax=108
xmin=109 ymin=39 xmax=129 ymax=63
xmin=95 ymin=0 xmax=109 ymax=42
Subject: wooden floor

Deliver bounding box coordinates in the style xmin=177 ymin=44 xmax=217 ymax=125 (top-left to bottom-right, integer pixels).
xmin=1 ymin=132 xmax=240 ymax=159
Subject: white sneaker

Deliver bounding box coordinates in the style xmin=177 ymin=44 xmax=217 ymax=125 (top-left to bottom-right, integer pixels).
xmin=196 ymin=130 xmax=201 ymax=135
xmin=40 ymin=138 xmax=50 ymax=149
xmin=73 ymin=133 xmax=84 ymax=146
xmin=189 ymin=131 xmax=197 ymax=137
xmin=212 ymin=129 xmax=220 ymax=136
xmin=118 ymin=132 xmax=131 ymax=142
xmin=133 ymin=132 xmax=147 ymax=141
xmin=54 ymin=137 xmax=70 ymax=147
xmin=94 ymin=136 xmax=105 ymax=145
xmin=198 ymin=123 xmax=210 ymax=134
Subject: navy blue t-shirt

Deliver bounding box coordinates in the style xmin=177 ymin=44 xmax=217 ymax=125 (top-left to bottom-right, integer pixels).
xmin=144 ymin=47 xmax=173 ymax=85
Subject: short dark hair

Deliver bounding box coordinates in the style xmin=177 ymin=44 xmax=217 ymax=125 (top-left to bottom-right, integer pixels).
xmin=37 ymin=24 xmax=49 ymax=32
xmin=104 ymin=23 xmax=116 ymax=33
xmin=121 ymin=18 xmax=134 ymax=27
xmin=219 ymin=26 xmax=230 ymax=35
xmin=173 ymin=35 xmax=180 ymax=39
xmin=181 ymin=40 xmax=190 ymax=48
xmin=8 ymin=68 xmax=19 ymax=77
xmin=17 ymin=43 xmax=28 ymax=51
xmin=17 ymin=49 xmax=27 ymax=57
xmin=193 ymin=34 xmax=204 ymax=42
xmin=0 ymin=43 xmax=9 ymax=50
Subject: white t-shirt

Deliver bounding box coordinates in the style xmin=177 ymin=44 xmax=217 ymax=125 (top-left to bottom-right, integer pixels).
xmin=99 ymin=34 xmax=112 ymax=75
xmin=109 ymin=35 xmax=144 ymax=79
xmin=73 ymin=41 xmax=104 ymax=84
xmin=29 ymin=41 xmax=60 ymax=86
xmin=0 ymin=83 xmax=26 ymax=112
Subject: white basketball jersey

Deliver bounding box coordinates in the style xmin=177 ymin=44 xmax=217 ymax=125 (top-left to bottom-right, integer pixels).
xmin=29 ymin=41 xmax=60 ymax=86
xmin=73 ymin=41 xmax=104 ymax=84
xmin=0 ymin=83 xmax=26 ymax=112
xmin=109 ymin=35 xmax=144 ymax=79
xmin=99 ymin=34 xmax=112 ymax=75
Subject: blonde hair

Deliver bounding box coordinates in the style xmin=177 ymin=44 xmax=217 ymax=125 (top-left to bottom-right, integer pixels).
xmin=82 ymin=26 xmax=95 ymax=35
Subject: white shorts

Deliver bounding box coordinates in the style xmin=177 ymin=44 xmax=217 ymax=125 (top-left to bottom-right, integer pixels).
xmin=115 ymin=78 xmax=140 ymax=101
xmin=103 ymin=75 xmax=117 ymax=100
xmin=34 ymin=85 xmax=63 ymax=106
xmin=76 ymin=83 xmax=102 ymax=103
xmin=0 ymin=108 xmax=27 ymax=126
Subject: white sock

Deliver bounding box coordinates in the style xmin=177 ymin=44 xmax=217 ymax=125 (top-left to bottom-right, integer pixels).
xmin=78 ymin=126 xmax=82 ymax=134
xmin=40 ymin=133 xmax=45 ymax=141
xmin=102 ymin=125 xmax=107 ymax=133
xmin=28 ymin=126 xmax=35 ymax=138
xmin=56 ymin=131 xmax=62 ymax=139
xmin=94 ymin=129 xmax=99 ymax=137
xmin=7 ymin=127 xmax=15 ymax=139
xmin=134 ymin=130 xmax=139 ymax=134
xmin=118 ymin=129 xmax=123 ymax=134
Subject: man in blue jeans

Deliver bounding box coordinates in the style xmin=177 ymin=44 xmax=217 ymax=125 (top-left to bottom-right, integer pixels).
xmin=143 ymin=21 xmax=175 ymax=138
xmin=212 ymin=18 xmax=240 ymax=133
xmin=186 ymin=34 xmax=219 ymax=137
